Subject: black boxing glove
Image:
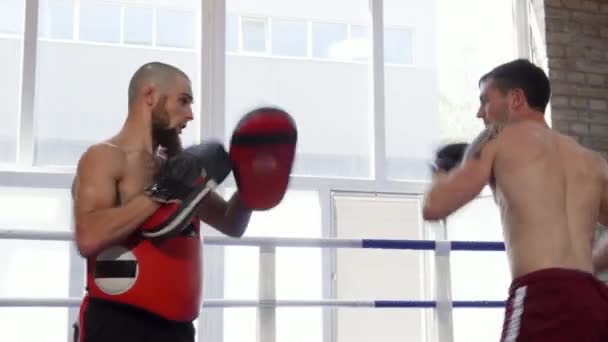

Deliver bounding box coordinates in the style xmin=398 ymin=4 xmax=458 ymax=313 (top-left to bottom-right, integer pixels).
xmin=141 ymin=141 xmax=232 ymax=239
xmin=430 ymin=143 xmax=469 ymax=172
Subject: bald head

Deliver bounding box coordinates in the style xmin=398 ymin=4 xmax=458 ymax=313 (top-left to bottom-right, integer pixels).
xmin=128 ymin=62 xmax=189 ymax=107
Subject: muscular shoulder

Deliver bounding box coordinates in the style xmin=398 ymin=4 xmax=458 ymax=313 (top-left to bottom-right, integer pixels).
xmin=463 ymin=123 xmax=506 ymax=161
xmin=76 ymin=142 xmax=126 ymax=179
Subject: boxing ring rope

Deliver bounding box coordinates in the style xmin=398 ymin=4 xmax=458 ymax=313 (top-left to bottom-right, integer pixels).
xmin=0 ymin=229 xmax=506 ymax=251
xmin=0 ymin=228 xmax=507 ymax=342
xmin=0 ymin=298 xmax=505 ymax=308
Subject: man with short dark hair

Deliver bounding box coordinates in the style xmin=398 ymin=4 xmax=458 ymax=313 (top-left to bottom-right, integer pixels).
xmin=424 ymin=59 xmax=608 ymax=341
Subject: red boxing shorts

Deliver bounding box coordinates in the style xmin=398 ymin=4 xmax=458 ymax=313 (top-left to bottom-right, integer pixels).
xmin=500 ymin=268 xmax=608 ymax=342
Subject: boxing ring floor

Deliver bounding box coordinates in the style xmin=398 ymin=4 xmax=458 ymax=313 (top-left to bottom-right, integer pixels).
xmin=0 ymin=228 xmax=506 ymax=342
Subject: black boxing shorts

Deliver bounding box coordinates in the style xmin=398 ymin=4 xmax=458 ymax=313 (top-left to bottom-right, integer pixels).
xmin=77 ymin=296 xmax=195 ymax=342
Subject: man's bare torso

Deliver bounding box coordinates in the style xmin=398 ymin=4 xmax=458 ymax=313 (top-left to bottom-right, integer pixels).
xmin=492 ymin=121 xmax=605 ymax=279
xmin=72 ymin=139 xmax=160 ymax=205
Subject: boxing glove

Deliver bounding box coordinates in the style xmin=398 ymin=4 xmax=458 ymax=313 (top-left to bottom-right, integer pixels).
xmin=141 ymin=141 xmax=232 ymax=239
xmin=229 ymin=106 xmax=297 ymax=210
xmin=430 ymin=142 xmax=469 ymax=173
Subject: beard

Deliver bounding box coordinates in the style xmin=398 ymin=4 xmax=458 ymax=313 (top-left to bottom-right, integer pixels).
xmin=151 ymin=98 xmax=182 ymax=157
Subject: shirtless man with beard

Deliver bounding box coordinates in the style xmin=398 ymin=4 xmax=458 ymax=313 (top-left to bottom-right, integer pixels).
xmin=71 ymin=62 xmax=253 ymax=341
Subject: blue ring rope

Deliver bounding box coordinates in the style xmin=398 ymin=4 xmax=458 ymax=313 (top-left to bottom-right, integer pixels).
xmin=361 ymin=239 xmax=505 ymax=252
xmin=373 ymin=300 xmax=505 ymax=308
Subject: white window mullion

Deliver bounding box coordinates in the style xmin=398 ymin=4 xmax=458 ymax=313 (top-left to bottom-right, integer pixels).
xmin=17 ymin=0 xmax=41 ymax=168
xmin=370 ymin=0 xmax=386 ymax=182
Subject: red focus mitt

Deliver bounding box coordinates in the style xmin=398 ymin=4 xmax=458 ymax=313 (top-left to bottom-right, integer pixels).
xmin=229 ymin=106 xmax=297 ymax=210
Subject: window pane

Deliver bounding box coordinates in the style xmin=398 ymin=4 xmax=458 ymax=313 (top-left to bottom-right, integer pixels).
xmin=0 ymin=0 xmax=23 ymax=165
xmin=454 ymin=309 xmax=504 ymax=342
xmin=334 ymin=194 xmax=431 ymax=342
xmin=0 ymin=308 xmax=69 ymax=342
xmin=0 ymin=0 xmax=24 ymax=34
xmin=223 ymin=189 xmax=321 ymax=342
xmin=0 ymin=240 xmax=71 ymax=298
xmin=39 ymin=0 xmax=74 ymax=40
xmin=338 ymin=308 xmax=432 ymax=342
xmin=226 ymin=14 xmax=238 ymax=52
xmin=312 ymin=22 xmax=347 ymax=59
xmin=33 ymin=1 xmax=201 ymax=167
xmin=271 ymin=18 xmax=307 ymax=57
xmin=157 ymin=8 xmax=195 ymax=49
xmin=348 ymin=25 xmax=369 ymax=62
xmin=124 ymin=6 xmax=153 ymax=46
xmin=79 ymin=1 xmax=121 ymax=43
xmin=224 ymin=308 xmax=256 ymax=342
xmin=447 ymin=196 xmax=510 ymax=301
xmin=384 ymin=0 xmax=517 ymax=180
xmin=226 ymin=0 xmax=372 ymax=178
xmin=241 ymin=18 xmax=266 ymax=53
xmin=384 ymin=27 xmax=413 ymax=65
xmin=0 ymin=186 xmax=72 ymax=231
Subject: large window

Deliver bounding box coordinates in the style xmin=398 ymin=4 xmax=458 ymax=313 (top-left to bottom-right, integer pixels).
xmin=33 ymin=1 xmax=202 ymax=167
xmin=1 ymin=0 xmax=526 ymax=341
xmin=0 ymin=0 xmax=24 ymax=165
xmin=225 ymin=0 xmax=372 ymax=178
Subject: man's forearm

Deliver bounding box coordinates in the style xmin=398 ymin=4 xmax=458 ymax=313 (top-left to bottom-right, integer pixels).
xmin=223 ymin=192 xmax=252 ymax=237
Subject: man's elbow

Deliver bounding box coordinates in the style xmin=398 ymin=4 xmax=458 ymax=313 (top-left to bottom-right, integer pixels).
xmin=422 ymin=203 xmax=448 ymax=221
xmin=223 ymin=222 xmax=247 ymax=238
xmin=74 ymin=228 xmax=102 ymax=258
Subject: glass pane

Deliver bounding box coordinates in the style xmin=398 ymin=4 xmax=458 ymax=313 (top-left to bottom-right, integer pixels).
xmin=0 ymin=240 xmax=70 ymax=298
xmin=454 ymin=309 xmax=504 ymax=342
xmin=226 ymin=0 xmax=372 ymax=178
xmin=226 ymin=14 xmax=238 ymax=52
xmin=224 ymin=308 xmax=256 ymax=342
xmin=157 ymin=8 xmax=195 ymax=49
xmin=0 ymin=0 xmax=23 ymax=165
xmin=0 ymin=0 xmax=24 ymax=33
xmin=241 ymin=18 xmax=266 ymax=53
xmin=33 ymin=1 xmax=202 ymax=167
xmin=0 ymin=308 xmax=69 ymax=342
xmin=39 ymin=0 xmax=74 ymax=40
xmin=124 ymin=6 xmax=153 ymax=46
xmin=0 ymin=186 xmax=73 ymax=231
xmin=79 ymin=1 xmax=121 ymax=44
xmin=447 ymin=196 xmax=510 ymax=301
xmin=384 ymin=0 xmax=517 ymax=180
xmin=312 ymin=22 xmax=347 ymax=59
xmin=384 ymin=27 xmax=413 ymax=65
xmin=277 ymin=308 xmax=322 ymax=342
xmin=223 ymin=190 xmax=321 ymax=342
xmin=334 ymin=194 xmax=431 ymax=342
xmin=338 ymin=308 xmax=432 ymax=342
xmin=271 ymin=18 xmax=307 ymax=57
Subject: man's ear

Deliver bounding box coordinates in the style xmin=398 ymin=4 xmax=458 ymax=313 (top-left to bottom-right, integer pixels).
xmin=142 ymin=84 xmax=158 ymax=107
xmin=510 ymin=88 xmax=526 ymax=110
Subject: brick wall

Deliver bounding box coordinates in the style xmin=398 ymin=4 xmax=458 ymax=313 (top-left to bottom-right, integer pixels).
xmin=544 ymin=0 xmax=608 ymax=156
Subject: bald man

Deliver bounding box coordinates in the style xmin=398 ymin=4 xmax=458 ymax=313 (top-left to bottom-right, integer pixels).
xmin=71 ymin=62 xmax=252 ymax=341
xmin=423 ymin=59 xmax=608 ymax=341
